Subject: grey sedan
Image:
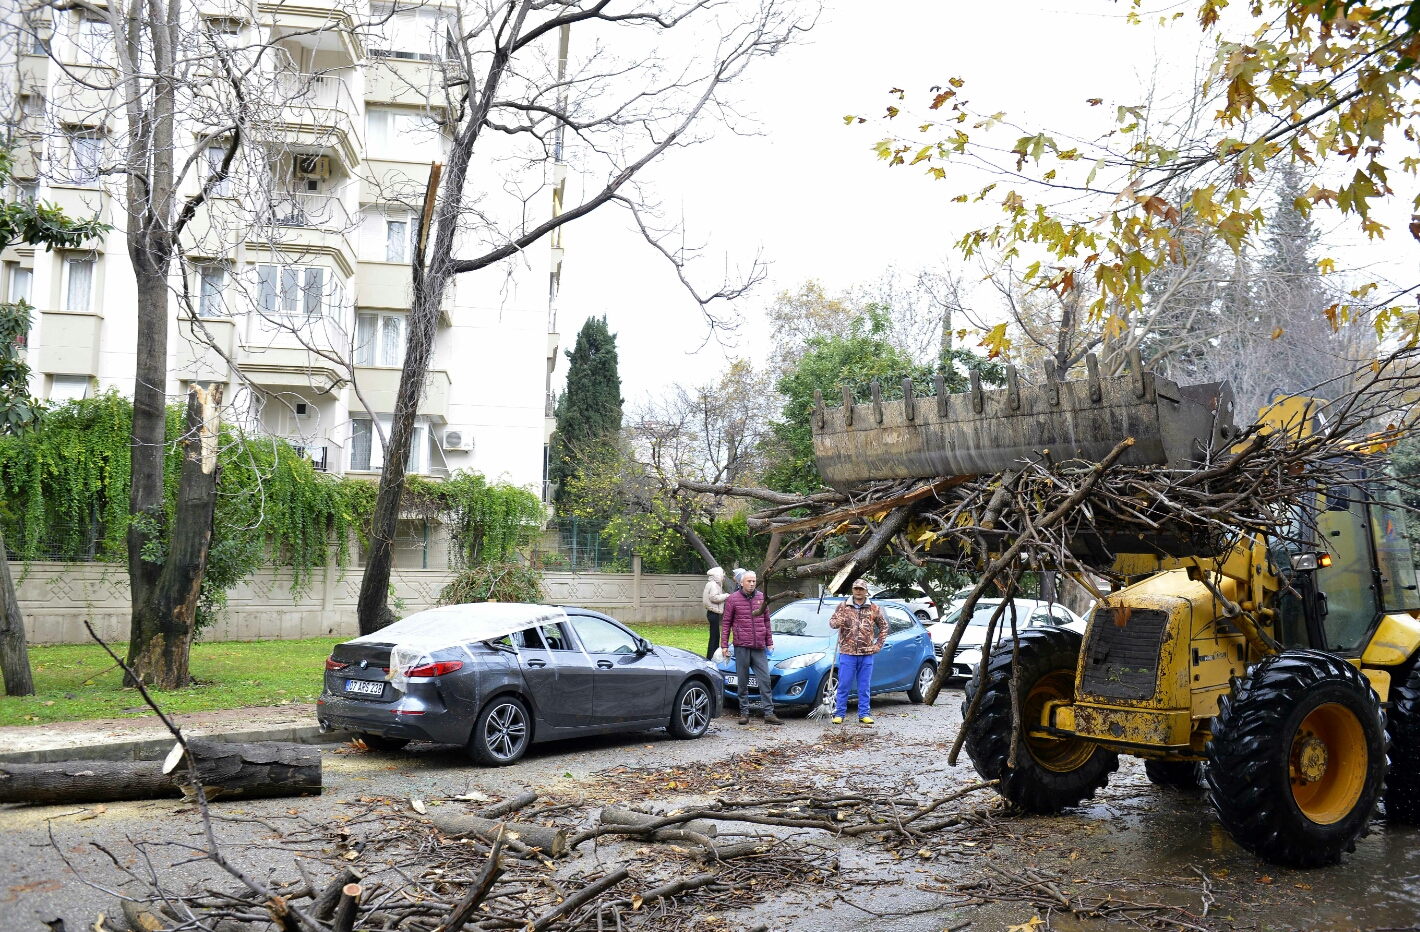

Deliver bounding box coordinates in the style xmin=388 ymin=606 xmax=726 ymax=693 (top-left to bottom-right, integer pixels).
xmin=317 ymin=603 xmax=723 ymax=765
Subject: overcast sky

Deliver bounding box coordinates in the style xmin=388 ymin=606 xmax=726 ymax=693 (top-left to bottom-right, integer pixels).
xmin=551 ymin=1 xmax=1420 ymax=404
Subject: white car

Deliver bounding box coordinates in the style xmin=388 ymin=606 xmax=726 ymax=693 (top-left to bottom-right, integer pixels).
xmin=867 ymin=585 xmax=943 ymax=622
xmin=927 ymin=599 xmax=1088 ymax=679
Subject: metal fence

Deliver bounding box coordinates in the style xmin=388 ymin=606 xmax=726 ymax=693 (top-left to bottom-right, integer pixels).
xmin=532 ymin=517 xmax=705 ymax=574
xmin=2 ymin=519 xmax=106 ymax=563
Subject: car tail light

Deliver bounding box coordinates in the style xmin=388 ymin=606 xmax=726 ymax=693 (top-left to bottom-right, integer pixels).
xmin=325 ymin=658 xmax=348 ymax=671
xmin=404 ymin=661 xmax=463 ymax=678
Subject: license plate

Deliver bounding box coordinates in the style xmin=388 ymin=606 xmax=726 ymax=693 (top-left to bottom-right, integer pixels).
xmin=345 ymin=678 xmax=385 ymax=697
xmin=724 ymin=674 xmax=758 ymax=689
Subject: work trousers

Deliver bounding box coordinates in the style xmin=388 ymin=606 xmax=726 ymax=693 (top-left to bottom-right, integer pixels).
xmin=835 ymin=652 xmax=875 ymax=718
xmin=706 ymin=611 xmax=722 ymax=660
xmin=734 ymin=646 xmax=774 ymax=713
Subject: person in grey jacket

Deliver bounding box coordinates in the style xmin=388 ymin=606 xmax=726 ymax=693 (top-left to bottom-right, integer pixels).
xmin=703 ymin=566 xmax=729 ymax=659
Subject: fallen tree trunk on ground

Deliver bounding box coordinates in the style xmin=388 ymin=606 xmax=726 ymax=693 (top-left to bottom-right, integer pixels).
xmin=0 ymin=741 xmax=321 ymax=805
xmin=599 ymin=806 xmax=718 ymax=840
xmin=428 ymin=810 xmax=568 ymax=858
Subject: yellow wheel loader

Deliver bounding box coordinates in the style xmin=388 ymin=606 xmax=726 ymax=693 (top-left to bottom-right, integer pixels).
xmin=810 ymin=363 xmax=1420 ymax=867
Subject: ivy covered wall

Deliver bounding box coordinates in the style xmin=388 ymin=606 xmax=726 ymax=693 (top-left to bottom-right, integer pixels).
xmin=0 ymin=393 xmax=545 ymax=628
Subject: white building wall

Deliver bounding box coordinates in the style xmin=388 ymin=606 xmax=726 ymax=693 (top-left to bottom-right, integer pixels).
xmin=2 ymin=1 xmax=561 ymax=497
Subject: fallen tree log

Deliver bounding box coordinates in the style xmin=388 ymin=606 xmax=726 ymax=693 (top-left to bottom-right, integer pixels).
xmin=599 ymin=806 xmax=718 ymax=840
xmin=428 ymin=811 xmax=567 ymax=858
xmin=0 ymin=741 xmax=321 ymax=805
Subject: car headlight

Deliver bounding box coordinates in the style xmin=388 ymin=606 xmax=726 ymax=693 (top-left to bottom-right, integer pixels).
xmin=775 ymin=652 xmax=825 ymax=671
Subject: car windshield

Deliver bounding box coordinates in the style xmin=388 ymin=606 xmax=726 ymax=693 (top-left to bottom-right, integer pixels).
xmin=941 ymin=602 xmax=1005 ymax=627
xmin=771 ymin=601 xmax=838 ymax=638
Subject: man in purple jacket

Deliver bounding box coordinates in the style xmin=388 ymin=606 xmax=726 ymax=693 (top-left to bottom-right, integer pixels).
xmin=720 ymin=571 xmax=783 ymax=726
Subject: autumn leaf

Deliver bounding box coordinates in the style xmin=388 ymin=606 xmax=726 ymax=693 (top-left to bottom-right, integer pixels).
xmin=1007 ymin=918 xmax=1045 ymax=932
xmin=1086 ymin=97 xmax=1103 ymax=106
xmin=1271 ymin=327 xmax=1284 ymax=340
xmin=978 ymin=322 xmax=1011 ymax=358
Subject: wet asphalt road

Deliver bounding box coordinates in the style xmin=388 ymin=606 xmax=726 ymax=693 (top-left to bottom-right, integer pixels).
xmin=3 ymin=688 xmax=1419 ymax=932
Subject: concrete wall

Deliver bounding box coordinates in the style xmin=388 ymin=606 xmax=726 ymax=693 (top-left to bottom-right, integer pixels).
xmin=15 ymin=561 xmax=705 ymax=645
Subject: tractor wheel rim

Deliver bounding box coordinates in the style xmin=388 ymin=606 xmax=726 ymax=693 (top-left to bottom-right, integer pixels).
xmin=1289 ymin=701 xmax=1367 ymax=825
xmin=681 ymin=686 xmax=710 ymax=732
xmin=1024 ymin=669 xmax=1095 ymax=773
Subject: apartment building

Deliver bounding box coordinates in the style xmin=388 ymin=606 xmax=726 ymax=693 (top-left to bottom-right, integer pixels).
xmin=1 ymin=1 xmax=564 ymax=511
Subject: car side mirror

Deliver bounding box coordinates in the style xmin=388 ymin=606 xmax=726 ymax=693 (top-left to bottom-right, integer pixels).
xmin=1317 ymin=591 xmax=1329 ymax=618
xmin=636 ymin=637 xmax=651 ymax=655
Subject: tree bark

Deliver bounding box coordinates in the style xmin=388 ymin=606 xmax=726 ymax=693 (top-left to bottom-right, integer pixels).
xmin=677 ymin=519 xmax=719 ymax=569
xmin=0 ymin=527 xmax=34 ymax=696
xmin=127 ymin=384 xmax=222 ymax=687
xmin=428 ymin=811 xmax=568 ymax=858
xmin=0 ymin=740 xmax=320 ymax=805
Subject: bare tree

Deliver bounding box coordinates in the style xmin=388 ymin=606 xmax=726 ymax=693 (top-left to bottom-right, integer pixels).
xmin=351 ymin=0 xmax=814 ymax=633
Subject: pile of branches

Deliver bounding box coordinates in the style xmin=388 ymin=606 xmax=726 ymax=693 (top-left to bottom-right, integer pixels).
xmin=684 ymin=353 xmax=1420 ymax=753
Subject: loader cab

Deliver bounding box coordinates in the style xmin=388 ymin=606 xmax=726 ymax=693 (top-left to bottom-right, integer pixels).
xmin=1271 ymin=484 xmax=1420 ymax=655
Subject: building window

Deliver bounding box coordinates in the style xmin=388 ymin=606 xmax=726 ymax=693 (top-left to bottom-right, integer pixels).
xmin=369 ymin=5 xmax=452 ymax=61
xmin=64 ymin=258 xmax=94 ymax=311
xmin=198 ymin=265 xmax=227 ymax=318
xmin=74 ymin=12 xmax=114 ymax=66
xmin=350 ymin=418 xmax=373 ymax=471
xmin=204 ymin=144 xmax=232 ymax=197
xmin=355 ymin=312 xmax=405 ymax=367
xmin=348 ymin=416 xmax=426 ymax=473
xmin=255 ymin=264 xmax=341 ymax=322
xmin=7 ymin=266 xmax=32 ymax=304
xmin=386 ymin=218 xmax=410 ymax=263
xmin=365 ymin=108 xmax=443 ymax=160
xmin=67 ymin=131 xmax=103 ymax=185
xmin=50 ymin=375 xmax=90 ymax=401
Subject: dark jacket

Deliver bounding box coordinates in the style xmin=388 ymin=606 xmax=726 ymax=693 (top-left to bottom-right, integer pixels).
xmin=721 ymin=588 xmax=772 ymax=651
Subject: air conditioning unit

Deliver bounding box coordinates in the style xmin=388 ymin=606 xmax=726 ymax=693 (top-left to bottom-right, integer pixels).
xmin=293 ymin=155 xmax=331 ymax=179
xmin=442 ymin=429 xmax=473 ymax=452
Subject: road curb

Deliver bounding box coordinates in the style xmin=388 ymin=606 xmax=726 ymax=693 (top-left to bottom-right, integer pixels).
xmin=0 ymin=725 xmax=352 ymax=765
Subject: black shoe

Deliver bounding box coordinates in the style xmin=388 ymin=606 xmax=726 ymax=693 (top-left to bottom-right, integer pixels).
xmin=739 ymin=709 xmax=751 ymax=725
xmin=763 ymin=712 xmax=783 ymax=725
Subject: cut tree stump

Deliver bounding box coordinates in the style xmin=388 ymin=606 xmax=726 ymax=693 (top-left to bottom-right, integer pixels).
xmin=0 ymin=741 xmax=321 ymax=805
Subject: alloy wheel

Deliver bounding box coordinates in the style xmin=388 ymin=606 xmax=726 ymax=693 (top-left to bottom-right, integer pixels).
xmin=680 ymin=685 xmax=710 ymax=733
xmin=916 ymin=664 xmax=935 ymax=695
xmin=485 ymin=701 xmax=528 ymax=761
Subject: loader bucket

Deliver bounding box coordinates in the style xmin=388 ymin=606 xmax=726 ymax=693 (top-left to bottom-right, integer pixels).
xmin=810 ymin=357 xmax=1237 ymax=489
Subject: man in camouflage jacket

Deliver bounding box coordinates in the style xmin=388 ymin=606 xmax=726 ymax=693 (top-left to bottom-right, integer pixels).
xmin=828 ymin=579 xmax=889 ymax=725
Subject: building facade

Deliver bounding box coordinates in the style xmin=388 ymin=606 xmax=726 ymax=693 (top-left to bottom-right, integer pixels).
xmin=1 ymin=1 xmax=562 ymax=504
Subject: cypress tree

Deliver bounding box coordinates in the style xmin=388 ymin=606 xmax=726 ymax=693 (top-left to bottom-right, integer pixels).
xmin=551 ymin=315 xmax=623 ymax=502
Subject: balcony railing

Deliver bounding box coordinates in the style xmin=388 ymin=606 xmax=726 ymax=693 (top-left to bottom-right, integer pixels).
xmin=545 ymin=392 xmax=555 ymax=417
xmin=261 ymin=191 xmax=351 ymax=229
xmin=275 ymin=71 xmax=360 ymax=114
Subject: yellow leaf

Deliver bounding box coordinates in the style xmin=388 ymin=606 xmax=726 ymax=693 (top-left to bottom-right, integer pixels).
xmin=631 ymin=894 xmax=644 ymax=910
xmin=1318 ymin=257 xmax=1336 ymax=275
xmin=978 ymin=322 xmax=1011 ymax=359
xmin=1007 ymin=918 xmax=1045 ymax=932
xmin=1271 ymin=327 xmax=1283 ymax=340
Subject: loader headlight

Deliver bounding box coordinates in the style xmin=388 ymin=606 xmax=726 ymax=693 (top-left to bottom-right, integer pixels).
xmin=775 ymin=652 xmax=825 ymax=671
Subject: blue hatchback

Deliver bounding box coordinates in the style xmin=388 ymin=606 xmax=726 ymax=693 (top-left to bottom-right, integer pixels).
xmin=716 ymin=597 xmax=939 ymax=712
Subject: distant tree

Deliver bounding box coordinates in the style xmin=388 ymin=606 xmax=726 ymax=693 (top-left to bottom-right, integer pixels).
xmin=551 ymin=316 xmax=624 ymax=502
xmin=0 ymin=149 xmax=105 ymax=696
xmin=765 ymin=308 xmax=1001 ymax=494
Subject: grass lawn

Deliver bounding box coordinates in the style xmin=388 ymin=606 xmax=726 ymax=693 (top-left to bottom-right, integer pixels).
xmin=1 ymin=623 xmax=707 ymax=726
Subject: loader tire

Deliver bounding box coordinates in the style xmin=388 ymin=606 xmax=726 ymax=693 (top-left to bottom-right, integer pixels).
xmin=1206 ymin=650 xmax=1385 ymax=867
xmin=1144 ymin=759 xmax=1203 ymax=789
xmin=1384 ymin=659 xmax=1420 ymax=823
xmin=963 ymin=627 xmax=1117 ymax=814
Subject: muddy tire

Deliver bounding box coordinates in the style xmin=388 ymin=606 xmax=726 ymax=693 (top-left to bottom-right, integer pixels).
xmin=1144 ymin=759 xmax=1203 ymax=789
xmin=358 ymin=733 xmax=409 ymax=752
xmin=1206 ymin=650 xmax=1385 ymax=867
xmin=1385 ymin=659 xmax=1420 ymax=823
xmin=963 ymin=627 xmax=1117 ymax=814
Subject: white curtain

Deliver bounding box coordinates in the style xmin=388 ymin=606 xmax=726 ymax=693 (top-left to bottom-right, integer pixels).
xmin=65 ymin=259 xmax=93 ymax=311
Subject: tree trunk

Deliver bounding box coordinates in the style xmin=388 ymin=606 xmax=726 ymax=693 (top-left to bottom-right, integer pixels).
xmin=358 ymin=167 xmax=449 ymax=635
xmin=677 ymin=520 xmax=719 ymax=570
xmin=428 ymin=811 xmax=568 ymax=858
xmin=127 ymin=384 xmax=222 ymax=687
xmin=0 ymin=528 xmax=34 ymax=696
xmin=0 ymin=740 xmax=320 ymax=805
xmin=125 ymin=258 xmax=171 ymax=683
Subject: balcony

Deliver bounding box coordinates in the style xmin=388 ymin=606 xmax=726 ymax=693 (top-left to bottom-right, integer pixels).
xmin=354 ymin=262 xmax=453 ymax=320
xmin=351 ymin=366 xmax=451 ymax=421
xmin=238 ymin=317 xmax=350 ymax=392
xmin=37 ymin=310 xmax=101 ymax=376
xmin=255 ymin=72 xmax=363 ymax=172
xmin=364 ymin=55 xmax=461 ymax=107
xmin=175 ymin=317 xmax=236 ymax=382
xmin=250 ymin=191 xmax=357 ymax=274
